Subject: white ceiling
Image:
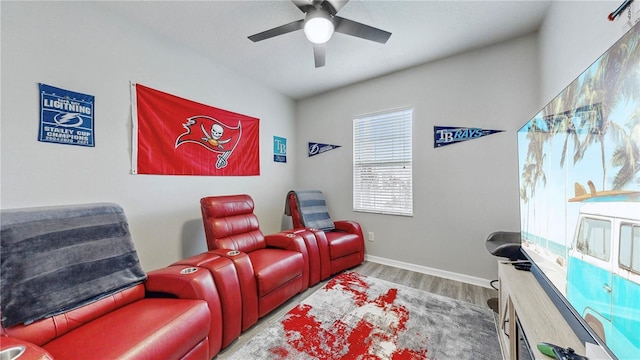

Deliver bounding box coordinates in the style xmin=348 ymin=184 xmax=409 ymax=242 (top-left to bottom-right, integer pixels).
xmin=98 ymin=0 xmax=552 ymax=100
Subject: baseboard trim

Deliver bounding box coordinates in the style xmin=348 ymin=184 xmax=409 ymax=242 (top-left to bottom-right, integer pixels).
xmin=364 ymin=254 xmax=494 ymax=289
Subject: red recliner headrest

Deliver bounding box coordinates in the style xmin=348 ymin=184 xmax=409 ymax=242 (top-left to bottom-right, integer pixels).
xmin=201 ymin=194 xmax=254 ymax=218
xmin=200 ymin=195 xmax=265 ymax=253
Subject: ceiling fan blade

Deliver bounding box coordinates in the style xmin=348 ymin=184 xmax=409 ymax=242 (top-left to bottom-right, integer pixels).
xmin=321 ymin=0 xmax=349 ymax=15
xmin=313 ymin=43 xmax=326 ymax=68
xmin=291 ymin=0 xmax=314 ymax=13
xmin=248 ymin=19 xmax=304 ymax=42
xmin=334 ymin=16 xmax=391 ymax=44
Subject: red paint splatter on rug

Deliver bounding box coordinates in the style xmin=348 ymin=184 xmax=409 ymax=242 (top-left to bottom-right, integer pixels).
xmin=279 ymin=303 xmax=342 ymax=358
xmin=392 ymin=348 xmax=429 ymax=360
xmin=325 ymin=270 xmax=371 ymax=306
xmin=269 ymin=346 xmax=289 ymax=358
xmin=275 ymin=272 xmax=429 ymax=359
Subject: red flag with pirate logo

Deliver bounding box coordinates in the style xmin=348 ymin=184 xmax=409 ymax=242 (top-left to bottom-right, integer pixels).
xmin=132 ymin=84 xmax=259 ymax=176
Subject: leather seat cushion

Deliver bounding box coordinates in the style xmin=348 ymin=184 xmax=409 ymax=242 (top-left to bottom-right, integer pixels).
xmin=326 ymin=231 xmax=362 ymax=259
xmin=43 ymin=298 xmax=209 ymax=360
xmin=3 ymin=285 xmax=146 ymax=347
xmin=249 ymin=249 xmax=304 ymax=296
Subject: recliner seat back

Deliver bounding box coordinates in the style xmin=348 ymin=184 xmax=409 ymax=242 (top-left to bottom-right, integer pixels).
xmin=201 ymin=195 xmax=266 ymax=252
xmin=286 ymin=190 xmax=335 ymax=231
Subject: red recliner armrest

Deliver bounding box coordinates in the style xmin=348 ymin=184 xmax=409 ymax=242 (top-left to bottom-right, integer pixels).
xmin=305 ymin=228 xmax=332 ymax=281
xmin=265 ymin=232 xmax=310 ymax=290
xmin=173 ymin=252 xmax=243 ymax=349
xmin=206 ymin=249 xmax=260 ymax=331
xmin=334 ymin=220 xmax=365 ymax=263
xmin=0 ymin=336 xmax=53 ymax=360
xmin=145 ymin=265 xmax=223 ymax=358
xmin=265 ymin=231 xmax=308 ymax=254
xmin=333 ymin=220 xmax=363 ymax=236
xmin=282 ymin=228 xmax=331 ymax=285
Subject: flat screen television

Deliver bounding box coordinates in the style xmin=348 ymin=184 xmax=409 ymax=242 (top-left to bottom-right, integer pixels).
xmin=517 ymin=23 xmax=639 ymax=360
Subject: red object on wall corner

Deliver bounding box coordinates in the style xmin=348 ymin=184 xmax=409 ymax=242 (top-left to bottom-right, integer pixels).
xmin=608 ymin=0 xmax=634 ymax=21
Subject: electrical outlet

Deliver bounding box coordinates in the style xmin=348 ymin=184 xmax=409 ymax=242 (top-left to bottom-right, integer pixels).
xmin=368 ymin=232 xmax=375 ymax=242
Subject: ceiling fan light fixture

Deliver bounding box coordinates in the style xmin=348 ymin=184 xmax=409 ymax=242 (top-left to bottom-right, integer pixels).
xmin=304 ymin=10 xmax=334 ymax=44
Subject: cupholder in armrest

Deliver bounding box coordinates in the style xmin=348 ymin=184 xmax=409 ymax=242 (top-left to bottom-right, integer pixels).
xmin=0 ymin=346 xmax=26 ymax=360
xmin=180 ymin=267 xmax=198 ymax=275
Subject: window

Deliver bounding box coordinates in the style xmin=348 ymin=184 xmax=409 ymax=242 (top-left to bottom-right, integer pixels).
xmin=575 ymin=217 xmax=611 ymax=261
xmin=353 ymin=108 xmax=413 ymax=216
xmin=619 ymin=223 xmax=640 ymax=274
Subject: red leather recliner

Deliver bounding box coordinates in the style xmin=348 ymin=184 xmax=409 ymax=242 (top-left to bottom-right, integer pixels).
xmin=1 ymin=266 xmax=221 ymax=360
xmin=200 ymin=194 xmax=309 ymax=331
xmin=0 ymin=203 xmax=223 ymax=360
xmin=286 ymin=190 xmax=365 ymax=275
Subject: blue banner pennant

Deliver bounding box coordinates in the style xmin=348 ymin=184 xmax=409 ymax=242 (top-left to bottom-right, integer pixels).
xmin=308 ymin=142 xmax=341 ymax=157
xmin=434 ymin=126 xmax=503 ymax=148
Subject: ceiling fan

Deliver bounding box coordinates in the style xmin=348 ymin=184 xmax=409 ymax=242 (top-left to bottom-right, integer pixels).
xmin=248 ymin=0 xmax=391 ymax=68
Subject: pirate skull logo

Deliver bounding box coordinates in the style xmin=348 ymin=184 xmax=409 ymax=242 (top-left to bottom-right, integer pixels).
xmin=201 ymin=123 xmax=231 ymax=149
xmin=211 ymin=124 xmax=223 ymax=139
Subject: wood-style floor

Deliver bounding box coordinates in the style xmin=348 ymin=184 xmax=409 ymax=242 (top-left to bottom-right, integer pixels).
xmin=216 ymin=260 xmax=498 ymax=359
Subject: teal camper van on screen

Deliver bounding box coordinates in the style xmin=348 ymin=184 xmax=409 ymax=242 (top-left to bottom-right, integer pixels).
xmin=566 ymin=202 xmax=640 ymax=360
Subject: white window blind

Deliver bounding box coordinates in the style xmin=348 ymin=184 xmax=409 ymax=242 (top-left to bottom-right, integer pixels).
xmin=353 ymin=108 xmax=413 ymax=216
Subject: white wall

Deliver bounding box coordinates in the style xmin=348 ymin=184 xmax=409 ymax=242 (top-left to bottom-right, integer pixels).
xmin=540 ymin=1 xmax=634 ymax=104
xmin=0 ymin=2 xmax=297 ymax=271
xmin=295 ymin=34 xmax=540 ymax=283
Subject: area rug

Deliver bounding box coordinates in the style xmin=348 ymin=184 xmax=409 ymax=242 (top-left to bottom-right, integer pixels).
xmin=227 ymin=272 xmax=501 ymax=360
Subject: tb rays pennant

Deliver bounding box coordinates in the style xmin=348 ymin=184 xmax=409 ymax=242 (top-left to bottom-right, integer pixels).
xmin=132 ymin=83 xmax=259 ymax=176
xmin=434 ymin=126 xmax=503 ymax=148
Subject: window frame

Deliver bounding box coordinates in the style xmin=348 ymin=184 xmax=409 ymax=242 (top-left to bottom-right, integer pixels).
xmin=576 ymin=217 xmax=611 ymax=261
xmin=619 ymin=223 xmax=640 ymax=274
xmin=352 ymin=107 xmax=413 ymax=217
